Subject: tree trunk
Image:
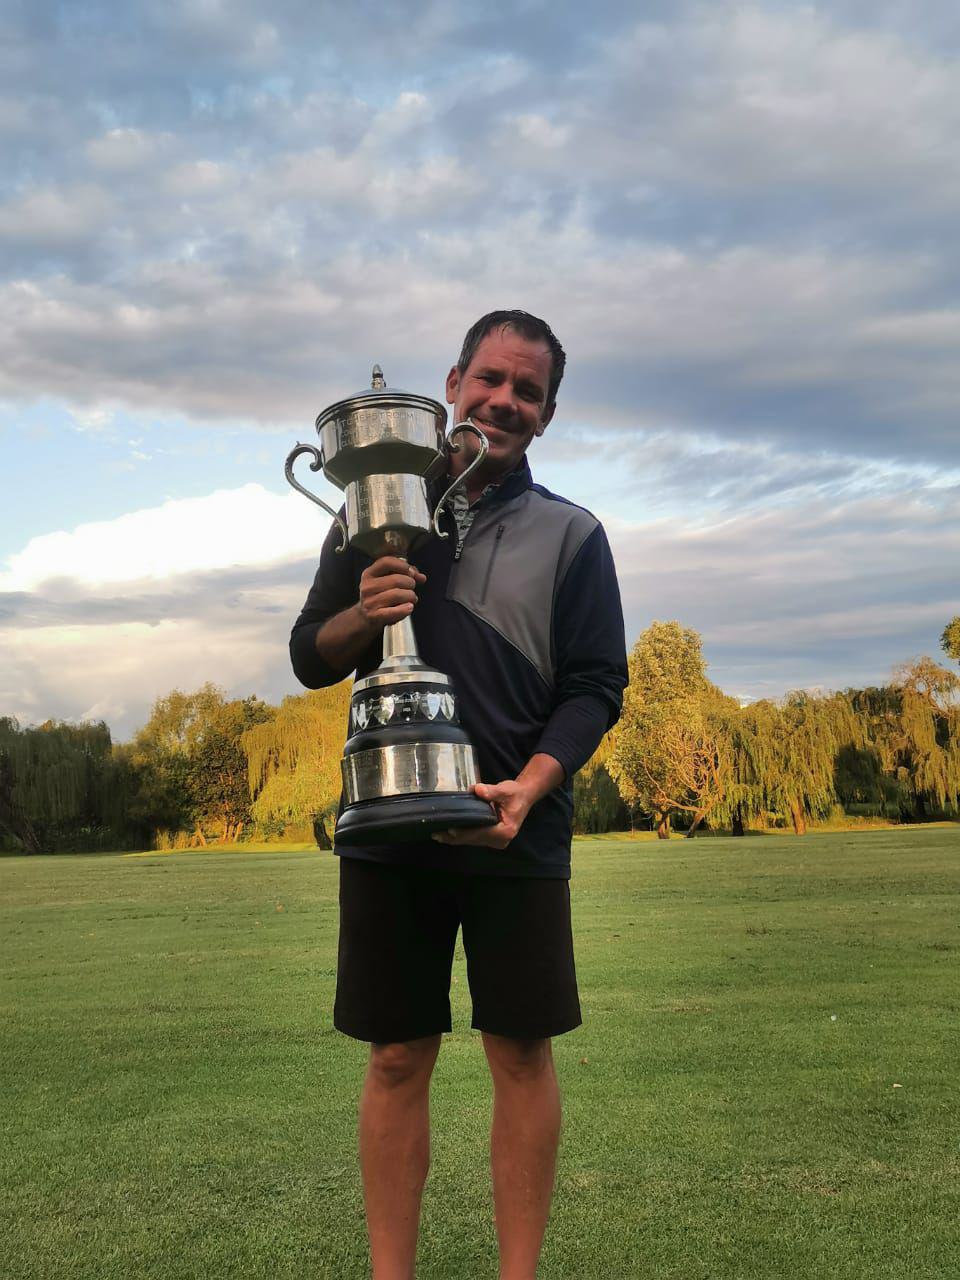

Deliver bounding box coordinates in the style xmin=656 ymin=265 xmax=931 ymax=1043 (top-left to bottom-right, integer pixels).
xmin=313 ymin=814 xmax=333 ymax=850
xmin=789 ymin=803 xmax=806 ymax=836
xmin=0 ymin=810 xmax=41 ymax=853
xmin=685 ymin=811 xmax=706 ymax=839
xmin=732 ymin=805 xmax=745 ymax=837
xmin=193 ymin=823 xmax=207 ymax=847
xmin=0 ymin=764 xmax=41 ymax=852
xmin=656 ymin=812 xmax=671 ymax=840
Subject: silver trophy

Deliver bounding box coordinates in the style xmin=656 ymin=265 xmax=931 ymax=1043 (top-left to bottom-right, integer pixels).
xmin=285 ymin=366 xmax=497 ymax=844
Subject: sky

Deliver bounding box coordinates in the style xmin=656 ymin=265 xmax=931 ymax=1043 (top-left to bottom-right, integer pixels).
xmin=1 ymin=0 xmax=958 ymax=739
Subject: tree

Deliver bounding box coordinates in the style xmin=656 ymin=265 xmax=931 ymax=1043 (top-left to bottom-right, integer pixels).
xmin=851 ymin=658 xmax=960 ymax=818
xmin=126 ymin=684 xmax=273 ymax=843
xmin=941 ymin=617 xmax=960 ymax=666
xmin=242 ymin=684 xmax=352 ymax=847
xmin=125 ymin=685 xmax=223 ymax=841
xmin=764 ymin=693 xmax=858 ymax=835
xmin=713 ymin=693 xmax=861 ymax=835
xmin=573 ymin=734 xmax=628 ymax=834
xmin=712 ymin=700 xmax=779 ymax=836
xmin=0 ymin=718 xmax=41 ymax=852
xmin=0 ymin=717 xmax=126 ymax=852
xmin=608 ymin=621 xmax=734 ymax=838
xmin=188 ymin=696 xmax=274 ymax=842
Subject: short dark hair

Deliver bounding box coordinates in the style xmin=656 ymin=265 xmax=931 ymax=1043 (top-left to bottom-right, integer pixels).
xmin=456 ymin=310 xmax=566 ymax=406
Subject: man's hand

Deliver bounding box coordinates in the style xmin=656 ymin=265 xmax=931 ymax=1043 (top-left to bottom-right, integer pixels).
xmin=432 ymin=753 xmax=565 ymax=849
xmin=314 ymin=555 xmax=426 ymax=675
xmin=358 ymin=556 xmax=426 ymax=629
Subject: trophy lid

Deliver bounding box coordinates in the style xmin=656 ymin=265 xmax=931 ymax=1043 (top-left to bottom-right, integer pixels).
xmin=316 ymin=364 xmax=447 ymax=430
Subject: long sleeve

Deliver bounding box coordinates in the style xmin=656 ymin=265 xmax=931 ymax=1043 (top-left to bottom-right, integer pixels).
xmin=289 ymin=515 xmax=364 ymax=688
xmin=534 ymin=523 xmax=628 ymax=778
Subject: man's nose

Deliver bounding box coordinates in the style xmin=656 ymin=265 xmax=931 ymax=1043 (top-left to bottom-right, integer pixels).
xmin=486 ymin=381 xmax=517 ymax=416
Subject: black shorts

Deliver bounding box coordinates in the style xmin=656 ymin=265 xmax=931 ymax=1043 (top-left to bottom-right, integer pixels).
xmin=334 ymin=856 xmax=581 ymax=1043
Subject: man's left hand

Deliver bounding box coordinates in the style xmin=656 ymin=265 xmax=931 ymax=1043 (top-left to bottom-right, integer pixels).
xmin=432 ymin=780 xmax=533 ymax=849
xmin=432 ymin=753 xmax=565 ymax=849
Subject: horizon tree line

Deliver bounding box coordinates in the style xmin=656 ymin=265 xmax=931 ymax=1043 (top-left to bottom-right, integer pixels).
xmin=2 ymin=615 xmax=958 ymax=853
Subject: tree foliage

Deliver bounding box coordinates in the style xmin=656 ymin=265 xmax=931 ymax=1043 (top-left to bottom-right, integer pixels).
xmin=849 ymin=658 xmax=960 ymax=818
xmin=573 ymin=734 xmax=628 ymax=834
xmin=608 ymin=622 xmax=736 ymax=838
xmin=941 ymin=617 xmax=960 ymax=666
xmin=0 ymin=718 xmax=133 ymax=852
xmin=5 ymin=632 xmax=959 ymax=853
xmin=126 ymin=684 xmax=273 ymax=843
xmin=242 ymin=684 xmax=351 ymax=847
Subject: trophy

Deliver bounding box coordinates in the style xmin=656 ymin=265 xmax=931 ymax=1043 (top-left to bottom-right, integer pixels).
xmin=285 ymin=366 xmax=498 ymax=845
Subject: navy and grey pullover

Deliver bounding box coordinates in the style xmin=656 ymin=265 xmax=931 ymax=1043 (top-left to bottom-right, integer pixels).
xmin=289 ymin=457 xmax=628 ymax=878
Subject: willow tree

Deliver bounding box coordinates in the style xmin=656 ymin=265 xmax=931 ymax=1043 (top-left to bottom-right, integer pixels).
xmin=573 ymin=733 xmax=628 ymax=834
xmin=851 ymin=658 xmax=960 ymax=817
xmin=608 ymin=621 xmax=734 ymax=838
xmin=763 ymin=692 xmax=860 ymax=834
xmin=712 ymin=700 xmax=780 ymax=836
xmin=242 ymin=684 xmax=352 ymax=847
xmin=0 ymin=718 xmax=41 ymax=851
xmin=713 ymin=693 xmax=861 ymax=835
xmin=0 ymin=717 xmax=119 ymax=852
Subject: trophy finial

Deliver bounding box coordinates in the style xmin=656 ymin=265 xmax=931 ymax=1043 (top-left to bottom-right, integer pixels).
xmin=371 ymin=364 xmax=385 ymax=389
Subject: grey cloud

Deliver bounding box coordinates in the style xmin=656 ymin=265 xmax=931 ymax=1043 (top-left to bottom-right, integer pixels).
xmin=2 ymin=473 xmax=958 ymax=737
xmin=2 ymin=3 xmax=959 ymax=468
xmin=612 ymin=482 xmax=960 ymax=700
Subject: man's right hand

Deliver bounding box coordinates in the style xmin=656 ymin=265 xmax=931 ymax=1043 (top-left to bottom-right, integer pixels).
xmin=313 ymin=555 xmax=428 ymax=676
xmin=358 ymin=556 xmax=427 ymax=630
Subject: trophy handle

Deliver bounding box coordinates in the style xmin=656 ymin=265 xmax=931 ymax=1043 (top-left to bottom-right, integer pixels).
xmin=285 ymin=443 xmax=348 ymax=553
xmin=432 ymin=421 xmax=490 ymax=538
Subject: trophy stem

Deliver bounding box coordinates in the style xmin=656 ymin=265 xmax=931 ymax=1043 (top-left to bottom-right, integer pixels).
xmin=382 ymin=613 xmax=420 ymax=665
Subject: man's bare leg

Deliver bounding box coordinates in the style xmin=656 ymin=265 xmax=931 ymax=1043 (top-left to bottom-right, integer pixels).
xmin=482 ymin=1033 xmax=561 ymax=1280
xmin=359 ymin=1035 xmax=442 ymax=1280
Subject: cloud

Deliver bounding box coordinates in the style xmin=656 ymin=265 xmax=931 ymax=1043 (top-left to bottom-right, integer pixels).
xmin=0 ymin=483 xmax=333 ymax=591
xmin=608 ymin=480 xmax=960 ymax=700
xmin=1 ymin=466 xmax=957 ymax=738
xmin=1 ymin=3 xmax=958 ymax=466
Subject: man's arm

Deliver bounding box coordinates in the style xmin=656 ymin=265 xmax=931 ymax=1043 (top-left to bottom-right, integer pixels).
xmin=434 ymin=522 xmax=628 ymax=849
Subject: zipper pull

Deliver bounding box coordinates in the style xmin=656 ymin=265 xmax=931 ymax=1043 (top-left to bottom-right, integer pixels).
xmin=496 ymin=523 xmax=505 ymax=541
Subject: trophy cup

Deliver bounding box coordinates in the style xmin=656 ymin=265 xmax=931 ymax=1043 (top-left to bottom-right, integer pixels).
xmin=285 ymin=366 xmax=497 ymax=845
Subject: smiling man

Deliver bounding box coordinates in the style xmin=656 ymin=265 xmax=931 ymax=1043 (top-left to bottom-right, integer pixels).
xmin=290 ymin=310 xmax=627 ymax=1280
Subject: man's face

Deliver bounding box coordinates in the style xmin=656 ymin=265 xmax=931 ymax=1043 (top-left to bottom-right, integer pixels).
xmin=445 ymin=326 xmax=556 ymax=478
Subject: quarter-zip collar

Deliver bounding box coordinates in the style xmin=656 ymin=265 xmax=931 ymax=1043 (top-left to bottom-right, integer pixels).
xmin=488 ymin=455 xmax=533 ymax=504
xmin=434 ymin=456 xmax=533 ymax=560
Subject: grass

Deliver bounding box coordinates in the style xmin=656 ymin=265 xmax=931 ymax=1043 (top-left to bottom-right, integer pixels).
xmin=1 ymin=828 xmax=958 ymax=1278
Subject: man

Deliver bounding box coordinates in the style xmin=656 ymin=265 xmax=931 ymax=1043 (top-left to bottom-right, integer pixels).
xmin=290 ymin=310 xmax=627 ymax=1279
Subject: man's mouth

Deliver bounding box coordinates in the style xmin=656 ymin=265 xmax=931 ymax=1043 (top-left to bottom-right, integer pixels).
xmin=472 ymin=417 xmax=510 ymax=437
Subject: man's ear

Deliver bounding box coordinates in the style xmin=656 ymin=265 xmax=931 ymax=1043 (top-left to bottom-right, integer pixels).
xmin=537 ymin=401 xmax=557 ymax=435
xmin=445 ymin=365 xmax=460 ymax=405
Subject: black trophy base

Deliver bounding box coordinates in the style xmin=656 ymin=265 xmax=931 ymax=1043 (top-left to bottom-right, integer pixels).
xmin=335 ymin=792 xmax=497 ymax=847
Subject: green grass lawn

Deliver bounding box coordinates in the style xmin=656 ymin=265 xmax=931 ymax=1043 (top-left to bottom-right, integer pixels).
xmin=2 ymin=828 xmax=958 ymax=1279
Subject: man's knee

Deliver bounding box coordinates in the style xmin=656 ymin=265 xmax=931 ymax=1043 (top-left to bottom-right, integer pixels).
xmin=367 ymin=1036 xmax=441 ymax=1091
xmin=482 ymin=1033 xmax=554 ymax=1085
